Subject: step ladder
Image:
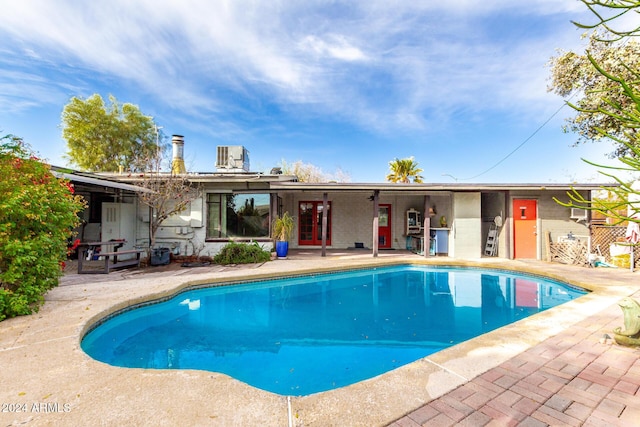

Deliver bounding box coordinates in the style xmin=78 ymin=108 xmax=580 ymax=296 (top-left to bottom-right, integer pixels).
xmin=484 ymin=224 xmax=498 ymax=257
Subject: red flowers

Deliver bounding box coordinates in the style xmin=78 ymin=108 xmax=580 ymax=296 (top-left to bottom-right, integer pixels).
xmin=67 ymin=238 xmax=81 ymax=256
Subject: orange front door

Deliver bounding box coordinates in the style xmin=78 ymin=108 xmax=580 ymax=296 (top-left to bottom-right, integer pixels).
xmin=513 ymin=199 xmax=537 ymax=259
xmin=378 ymin=204 xmax=392 ymax=249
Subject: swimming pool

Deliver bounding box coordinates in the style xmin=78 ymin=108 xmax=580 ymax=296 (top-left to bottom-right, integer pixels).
xmin=81 ymin=265 xmax=586 ymax=396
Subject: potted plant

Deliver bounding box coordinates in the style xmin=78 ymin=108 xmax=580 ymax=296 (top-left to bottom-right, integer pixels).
xmin=272 ymin=212 xmax=294 ymax=258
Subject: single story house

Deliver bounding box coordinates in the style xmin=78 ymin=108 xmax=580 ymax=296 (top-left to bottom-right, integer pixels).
xmin=65 ymin=139 xmax=603 ymax=262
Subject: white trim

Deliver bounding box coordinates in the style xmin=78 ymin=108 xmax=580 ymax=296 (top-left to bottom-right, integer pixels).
xmin=54 ymin=172 xmax=153 ymax=193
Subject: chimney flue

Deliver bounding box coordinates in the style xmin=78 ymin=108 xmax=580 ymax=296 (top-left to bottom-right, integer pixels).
xmin=171 ymin=135 xmax=186 ymax=174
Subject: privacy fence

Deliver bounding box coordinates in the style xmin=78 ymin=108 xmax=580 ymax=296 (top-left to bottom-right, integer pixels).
xmin=591 ymin=225 xmax=639 ymax=268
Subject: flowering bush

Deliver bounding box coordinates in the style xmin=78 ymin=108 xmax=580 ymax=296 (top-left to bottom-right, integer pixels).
xmin=0 ymin=135 xmax=86 ymax=321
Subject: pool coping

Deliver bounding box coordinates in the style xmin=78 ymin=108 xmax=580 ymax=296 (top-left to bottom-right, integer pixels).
xmin=1 ymin=254 xmax=637 ymax=426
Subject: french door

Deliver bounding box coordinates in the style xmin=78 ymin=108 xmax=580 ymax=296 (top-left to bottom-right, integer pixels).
xmin=299 ymin=201 xmax=331 ymax=245
xmin=378 ymin=204 xmax=392 ymax=249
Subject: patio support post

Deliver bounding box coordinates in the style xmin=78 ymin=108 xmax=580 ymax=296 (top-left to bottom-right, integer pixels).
xmin=372 ymin=190 xmax=380 ymax=257
xmin=148 ymin=206 xmax=153 ymax=250
xmin=270 ymin=193 xmax=278 ymax=247
xmin=322 ymin=192 xmax=328 ymax=257
xmin=423 ymin=196 xmax=431 ymax=257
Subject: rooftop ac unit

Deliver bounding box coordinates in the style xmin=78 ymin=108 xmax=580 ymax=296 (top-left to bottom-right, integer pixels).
xmin=216 ymin=146 xmax=250 ymax=172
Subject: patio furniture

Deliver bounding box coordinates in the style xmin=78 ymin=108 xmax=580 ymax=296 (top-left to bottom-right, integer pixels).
xmin=77 ymin=241 xmax=144 ymax=274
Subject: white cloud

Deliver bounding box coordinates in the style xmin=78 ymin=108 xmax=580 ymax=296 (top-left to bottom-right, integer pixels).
xmin=0 ymin=0 xmax=598 ymax=136
xmin=300 ymin=35 xmax=368 ymax=61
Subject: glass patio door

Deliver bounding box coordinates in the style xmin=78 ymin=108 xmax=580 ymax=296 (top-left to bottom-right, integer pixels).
xmin=299 ymin=201 xmax=331 ymax=245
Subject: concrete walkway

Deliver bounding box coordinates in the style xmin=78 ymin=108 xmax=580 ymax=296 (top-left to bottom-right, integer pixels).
xmin=0 ymin=251 xmax=638 ymax=426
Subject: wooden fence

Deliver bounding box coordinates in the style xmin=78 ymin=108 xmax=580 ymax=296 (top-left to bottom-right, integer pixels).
xmin=591 ymin=225 xmax=639 ymax=268
xmin=546 ymin=225 xmax=639 ymax=268
xmin=546 ymin=233 xmax=589 ymax=266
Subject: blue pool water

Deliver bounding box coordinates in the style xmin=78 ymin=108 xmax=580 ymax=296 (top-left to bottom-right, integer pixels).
xmin=81 ymin=265 xmax=586 ymax=395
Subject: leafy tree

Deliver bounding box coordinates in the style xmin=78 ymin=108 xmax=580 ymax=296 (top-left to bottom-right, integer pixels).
xmin=556 ymin=56 xmax=640 ymax=217
xmin=571 ymin=0 xmax=640 ymax=40
xmin=555 ymin=1 xmax=640 ymax=222
xmin=558 ymin=142 xmax=640 ymax=223
xmin=547 ymin=31 xmax=640 ymax=157
xmin=280 ymin=159 xmax=351 ymax=183
xmin=61 ymin=94 xmax=166 ymax=172
xmin=386 ymin=157 xmax=424 ymax=183
xmin=129 ymin=157 xmax=201 ymax=250
xmin=0 ymin=135 xmax=86 ymax=321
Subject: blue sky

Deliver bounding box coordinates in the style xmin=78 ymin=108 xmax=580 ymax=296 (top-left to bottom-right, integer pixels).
xmin=0 ymin=1 xmax=623 ymax=183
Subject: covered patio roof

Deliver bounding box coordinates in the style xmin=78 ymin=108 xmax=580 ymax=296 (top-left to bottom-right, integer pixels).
xmin=269 ymin=181 xmax=614 ymax=194
xmin=52 ymin=167 xmax=153 ymax=194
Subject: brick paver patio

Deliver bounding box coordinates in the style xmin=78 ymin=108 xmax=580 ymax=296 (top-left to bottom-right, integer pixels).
xmin=389 ymin=290 xmax=640 ymax=427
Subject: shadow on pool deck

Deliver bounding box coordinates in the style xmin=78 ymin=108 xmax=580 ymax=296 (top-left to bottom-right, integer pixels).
xmin=1 ymin=251 xmax=639 ymax=426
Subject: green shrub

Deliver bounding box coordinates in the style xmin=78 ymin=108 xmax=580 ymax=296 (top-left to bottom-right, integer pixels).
xmin=213 ymin=241 xmax=271 ymax=265
xmin=0 ymin=135 xmax=86 ymax=321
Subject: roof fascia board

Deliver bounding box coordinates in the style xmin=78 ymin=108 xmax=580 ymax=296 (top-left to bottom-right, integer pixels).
xmin=269 ymin=182 xmax=617 ymax=192
xmin=54 ymin=171 xmax=153 ymax=193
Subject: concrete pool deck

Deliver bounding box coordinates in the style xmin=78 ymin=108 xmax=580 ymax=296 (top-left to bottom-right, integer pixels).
xmin=0 ymin=250 xmax=638 ymax=426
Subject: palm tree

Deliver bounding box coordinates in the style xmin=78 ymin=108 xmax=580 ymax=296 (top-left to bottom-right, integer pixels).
xmin=386 ymin=157 xmax=424 ymax=183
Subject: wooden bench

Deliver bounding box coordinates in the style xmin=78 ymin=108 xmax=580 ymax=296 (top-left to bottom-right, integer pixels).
xmin=77 ymin=241 xmax=145 ymax=274
xmin=78 ymin=249 xmax=145 ymax=274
